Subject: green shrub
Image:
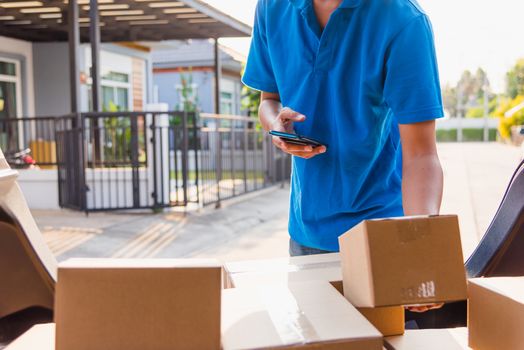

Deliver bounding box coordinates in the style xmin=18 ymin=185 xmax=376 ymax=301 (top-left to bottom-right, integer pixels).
xmin=436 ymin=128 xmax=497 ymax=142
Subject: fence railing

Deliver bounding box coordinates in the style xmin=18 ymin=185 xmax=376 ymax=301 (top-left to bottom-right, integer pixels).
xmin=0 ymin=116 xmax=60 ymax=167
xmin=199 ymin=113 xmax=290 ymax=207
xmin=2 ymin=112 xmax=291 ymax=211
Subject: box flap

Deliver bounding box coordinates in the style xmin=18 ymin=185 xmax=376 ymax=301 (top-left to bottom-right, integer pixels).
xmin=59 ymin=258 xmax=221 ymax=269
xmin=339 ymin=222 xmax=375 ymax=306
xmin=222 ymin=281 xmax=381 ymax=349
xmin=0 ymin=169 xmax=18 ymax=192
xmin=225 ymin=253 xmax=340 ymax=274
xmin=5 ymin=324 xmax=55 ymax=350
xmin=469 ymin=277 xmax=524 ymax=305
xmin=368 ymin=215 xmax=457 ymax=222
xmin=230 ymin=266 xmax=342 ymax=288
xmin=0 ymin=148 xmax=10 ymax=170
xmin=385 ymin=329 xmax=470 ymax=350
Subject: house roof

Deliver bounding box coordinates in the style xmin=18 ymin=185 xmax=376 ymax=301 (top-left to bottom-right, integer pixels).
xmin=0 ymin=0 xmax=252 ymax=42
xmin=152 ymin=39 xmax=246 ymax=70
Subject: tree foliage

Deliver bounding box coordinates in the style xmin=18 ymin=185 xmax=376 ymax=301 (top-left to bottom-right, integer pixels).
xmin=442 ymin=68 xmax=495 ymax=118
xmin=240 ymin=64 xmax=261 ymax=118
xmin=495 ymin=95 xmax=524 ymax=140
xmin=506 ymin=59 xmax=524 ymax=99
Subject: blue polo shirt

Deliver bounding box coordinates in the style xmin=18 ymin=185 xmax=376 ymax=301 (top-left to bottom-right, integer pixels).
xmin=243 ymin=0 xmax=444 ymax=251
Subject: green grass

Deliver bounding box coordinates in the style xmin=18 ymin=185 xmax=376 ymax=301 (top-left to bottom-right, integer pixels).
xmin=437 ymin=128 xmax=498 ymax=142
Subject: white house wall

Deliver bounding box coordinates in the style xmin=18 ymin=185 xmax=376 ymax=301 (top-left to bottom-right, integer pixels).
xmin=0 ymin=35 xmax=35 ymax=116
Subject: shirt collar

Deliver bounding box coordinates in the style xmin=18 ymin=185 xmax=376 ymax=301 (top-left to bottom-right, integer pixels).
xmin=289 ymin=0 xmax=363 ymax=10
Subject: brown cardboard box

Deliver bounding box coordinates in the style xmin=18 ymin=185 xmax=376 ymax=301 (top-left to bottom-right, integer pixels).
xmin=0 ymin=148 xmax=57 ymax=318
xmin=339 ymin=215 xmax=467 ymax=307
xmin=5 ymin=324 xmax=55 ymax=350
xmin=222 ymin=281 xmax=383 ymax=349
xmin=225 ymin=253 xmax=404 ymax=337
xmin=224 ymin=253 xmax=341 ymax=289
xmin=385 ymin=328 xmax=470 ymax=350
xmin=468 ymin=277 xmax=524 ymax=350
xmin=358 ymin=306 xmax=405 ymax=337
xmin=55 ymin=258 xmax=222 ymax=350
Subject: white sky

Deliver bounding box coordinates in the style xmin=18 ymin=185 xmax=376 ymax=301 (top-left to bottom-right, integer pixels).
xmin=203 ymin=0 xmax=524 ymax=93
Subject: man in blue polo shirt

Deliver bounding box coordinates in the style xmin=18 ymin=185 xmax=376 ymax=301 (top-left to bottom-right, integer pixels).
xmin=243 ymin=0 xmax=443 ymax=259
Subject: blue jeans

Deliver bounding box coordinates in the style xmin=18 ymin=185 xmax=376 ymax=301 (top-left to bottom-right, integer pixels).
xmin=289 ymin=238 xmax=334 ymax=257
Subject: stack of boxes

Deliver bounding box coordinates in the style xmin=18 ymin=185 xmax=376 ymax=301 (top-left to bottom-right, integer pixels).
xmin=339 ymin=215 xmax=470 ymax=349
xmin=4 ymin=214 xmax=524 ymax=349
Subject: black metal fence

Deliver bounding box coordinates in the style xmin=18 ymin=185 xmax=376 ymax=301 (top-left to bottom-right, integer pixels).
xmin=0 ymin=116 xmax=59 ymax=167
xmin=2 ymin=112 xmax=291 ymax=211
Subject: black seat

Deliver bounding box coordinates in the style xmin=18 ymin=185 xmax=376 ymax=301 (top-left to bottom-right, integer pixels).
xmin=406 ymin=159 xmax=524 ymax=328
xmin=465 ymin=159 xmax=524 ymax=277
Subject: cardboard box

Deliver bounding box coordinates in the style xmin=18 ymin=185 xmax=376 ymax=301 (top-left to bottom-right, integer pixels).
xmin=222 ymin=281 xmax=383 ymax=349
xmin=385 ymin=328 xmax=470 ymax=350
xmin=55 ymin=258 xmax=222 ymax=350
xmin=339 ymin=215 xmax=467 ymax=307
xmin=358 ymin=306 xmax=405 ymax=337
xmin=468 ymin=277 xmax=524 ymax=350
xmin=0 ymin=148 xmax=57 ymax=318
xmin=5 ymin=324 xmax=55 ymax=350
xmin=225 ymin=253 xmax=404 ymax=337
xmin=224 ymin=253 xmax=341 ymax=289
xmin=224 ymin=253 xmax=342 ymax=288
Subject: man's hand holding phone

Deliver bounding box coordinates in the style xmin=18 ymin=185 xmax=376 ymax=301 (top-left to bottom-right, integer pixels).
xmin=271 ymin=108 xmax=327 ymax=159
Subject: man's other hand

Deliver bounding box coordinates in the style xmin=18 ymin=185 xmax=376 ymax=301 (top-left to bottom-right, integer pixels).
xmin=406 ymin=303 xmax=444 ymax=313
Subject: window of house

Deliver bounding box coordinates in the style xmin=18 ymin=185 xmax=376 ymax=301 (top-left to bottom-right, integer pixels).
xmin=101 ymin=71 xmax=131 ymax=111
xmin=220 ymin=92 xmax=234 ymax=115
xmin=0 ymin=58 xmax=22 ymax=120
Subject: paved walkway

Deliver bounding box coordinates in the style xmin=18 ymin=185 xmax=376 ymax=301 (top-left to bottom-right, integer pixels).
xmin=31 ymin=142 xmax=522 ymax=263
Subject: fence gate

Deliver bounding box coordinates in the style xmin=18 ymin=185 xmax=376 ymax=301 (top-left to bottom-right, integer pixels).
xmin=56 ymin=115 xmax=87 ymax=211
xmin=54 ymin=112 xmax=289 ymax=212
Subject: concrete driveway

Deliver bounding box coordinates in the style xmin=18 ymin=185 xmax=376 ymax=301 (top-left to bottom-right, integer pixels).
xmin=31 ymin=142 xmax=522 ymax=263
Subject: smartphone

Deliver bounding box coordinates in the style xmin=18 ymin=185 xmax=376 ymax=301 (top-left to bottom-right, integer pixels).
xmin=269 ymin=130 xmax=327 ymax=149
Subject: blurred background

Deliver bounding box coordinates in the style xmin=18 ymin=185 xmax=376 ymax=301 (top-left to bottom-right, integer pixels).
xmin=0 ymin=0 xmax=523 ymax=264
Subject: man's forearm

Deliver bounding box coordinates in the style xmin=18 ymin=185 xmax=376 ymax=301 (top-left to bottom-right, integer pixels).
xmin=402 ymin=154 xmax=443 ymax=216
xmin=259 ymin=94 xmax=282 ymax=131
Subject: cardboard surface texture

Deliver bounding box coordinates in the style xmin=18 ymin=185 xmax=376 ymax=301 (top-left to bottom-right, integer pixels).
xmin=0 ymin=148 xmax=57 ymax=318
xmin=55 ymin=258 xmax=222 ymax=350
xmin=339 ymin=215 xmax=467 ymax=307
xmin=224 ymin=253 xmax=341 ymax=289
xmin=358 ymin=306 xmax=405 ymax=337
xmin=225 ymin=253 xmax=404 ymax=337
xmin=468 ymin=277 xmax=524 ymax=350
xmin=221 ymin=281 xmax=383 ymax=350
xmin=385 ymin=328 xmax=470 ymax=350
xmin=4 ymin=323 xmax=55 ymax=350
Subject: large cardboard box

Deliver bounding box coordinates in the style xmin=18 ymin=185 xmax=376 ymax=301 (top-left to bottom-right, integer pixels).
xmin=55 ymin=258 xmax=222 ymax=350
xmin=5 ymin=324 xmax=55 ymax=350
xmin=222 ymin=281 xmax=383 ymax=349
xmin=358 ymin=306 xmax=405 ymax=337
xmin=339 ymin=215 xmax=467 ymax=307
xmin=0 ymin=149 xmax=57 ymax=318
xmin=385 ymin=328 xmax=470 ymax=350
xmin=468 ymin=277 xmax=524 ymax=350
xmin=224 ymin=253 xmax=341 ymax=290
xmin=225 ymin=253 xmax=404 ymax=337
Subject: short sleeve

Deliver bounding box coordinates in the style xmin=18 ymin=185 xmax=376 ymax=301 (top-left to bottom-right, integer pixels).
xmin=384 ymin=15 xmax=444 ymax=124
xmin=242 ymin=0 xmax=279 ymax=93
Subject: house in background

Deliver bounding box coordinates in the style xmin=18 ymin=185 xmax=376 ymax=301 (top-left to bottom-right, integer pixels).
xmin=0 ymin=36 xmax=153 ymax=119
xmin=152 ymin=39 xmax=246 ymax=115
